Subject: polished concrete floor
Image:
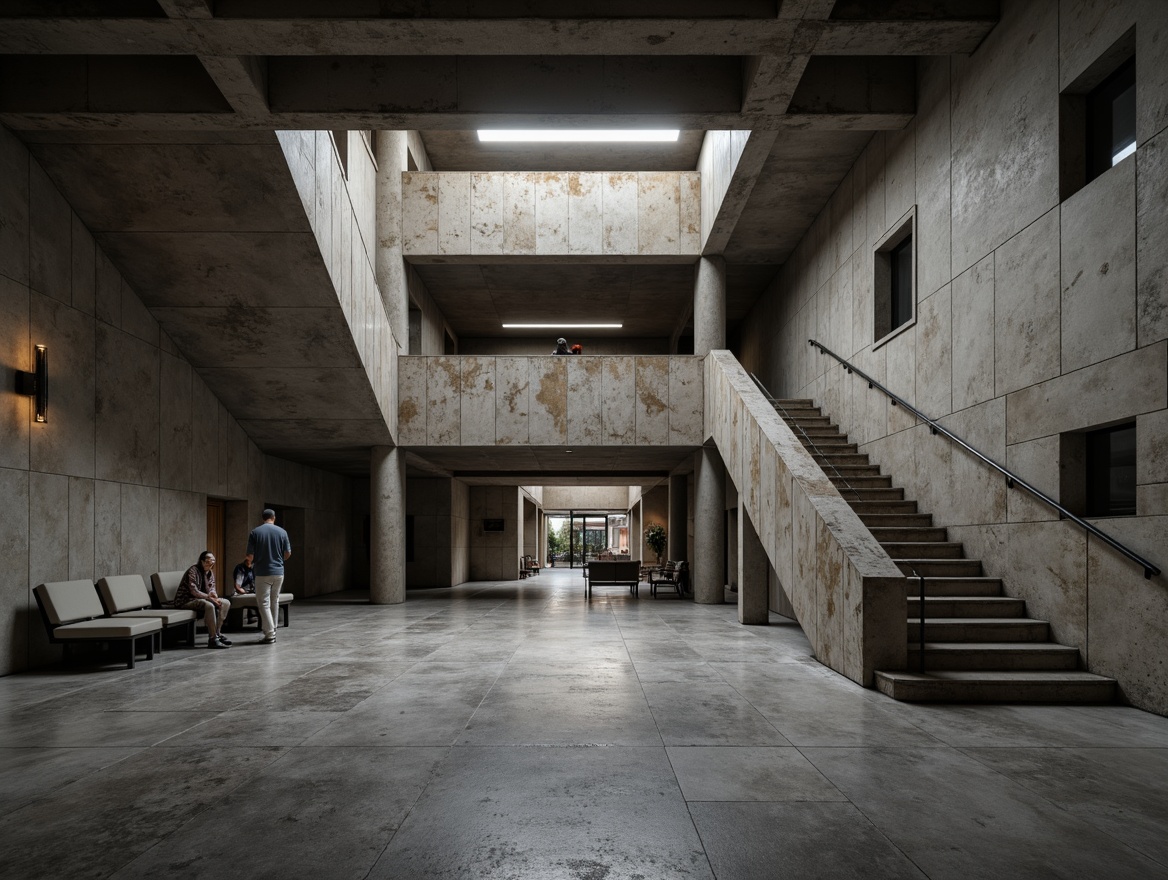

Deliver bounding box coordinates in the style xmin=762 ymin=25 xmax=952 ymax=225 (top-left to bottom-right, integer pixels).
xmin=3 ymin=567 xmax=1168 ymax=879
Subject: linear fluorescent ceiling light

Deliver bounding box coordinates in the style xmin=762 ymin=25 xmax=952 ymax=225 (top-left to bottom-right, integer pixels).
xmin=478 ymin=130 xmax=679 ymax=143
xmin=502 ymin=323 xmax=623 ymax=329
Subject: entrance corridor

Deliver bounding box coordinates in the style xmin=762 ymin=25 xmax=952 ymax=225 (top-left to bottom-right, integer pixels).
xmin=2 ymin=568 xmax=1168 ymax=879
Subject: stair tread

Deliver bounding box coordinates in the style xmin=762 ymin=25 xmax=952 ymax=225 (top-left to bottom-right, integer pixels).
xmin=912 ymin=617 xmax=1048 ymax=624
xmin=909 ymin=641 xmax=1079 ymax=651
xmin=876 ymin=670 xmax=1114 ymax=683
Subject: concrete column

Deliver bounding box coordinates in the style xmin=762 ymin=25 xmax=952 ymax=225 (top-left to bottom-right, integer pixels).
xmin=693 ymin=255 xmax=726 ymax=356
xmin=370 ymin=445 xmax=406 ymax=604
xmin=630 ymin=503 xmax=642 ymax=564
xmin=693 ymin=446 xmax=726 ymax=604
xmin=738 ymin=500 xmax=769 ymax=625
xmin=375 ymin=131 xmax=410 ymax=353
xmin=668 ymin=473 xmax=688 ymax=562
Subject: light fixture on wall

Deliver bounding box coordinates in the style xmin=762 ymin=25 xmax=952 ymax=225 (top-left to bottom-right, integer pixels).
xmin=14 ymin=344 xmax=48 ymax=423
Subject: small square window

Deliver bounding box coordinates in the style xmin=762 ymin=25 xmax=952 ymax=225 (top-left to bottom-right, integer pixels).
xmin=1059 ymin=29 xmax=1135 ymax=200
xmin=1086 ymin=423 xmax=1136 ymax=517
xmin=873 ymin=209 xmax=915 ymax=345
xmin=1087 ymin=56 xmax=1136 ymax=182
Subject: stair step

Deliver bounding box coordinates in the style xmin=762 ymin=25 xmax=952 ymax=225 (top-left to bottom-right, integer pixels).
xmin=907 ymin=596 xmax=1026 ymax=617
xmin=786 ymin=416 xmax=833 ymax=427
xmin=859 ymin=512 xmax=934 ymax=528
xmin=881 ymin=541 xmax=964 ymax=559
xmin=773 ymin=399 xmax=816 ymax=408
xmin=914 ymin=618 xmax=1049 ymax=642
xmin=902 ymin=577 xmax=1004 ymax=597
xmin=874 ymin=670 xmax=1116 ymax=703
xmin=851 ymin=500 xmax=919 ymax=515
xmin=790 ymin=424 xmax=842 ymax=435
xmin=869 ymin=526 xmax=948 ymax=542
xmin=812 ymin=453 xmax=871 ymax=467
xmin=896 ymin=558 xmax=982 ymax=577
xmin=830 ymin=475 xmax=893 ymax=489
xmin=824 ymin=465 xmax=884 ymax=477
xmin=843 ymin=487 xmax=905 ymax=501
xmin=802 ymin=439 xmax=858 ymax=452
xmin=906 ymin=642 xmax=1081 ymax=671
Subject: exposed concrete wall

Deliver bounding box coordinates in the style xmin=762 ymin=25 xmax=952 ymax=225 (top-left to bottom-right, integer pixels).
xmin=706 ymin=351 xmax=907 ymax=685
xmin=541 ymin=486 xmax=630 ymax=511
xmin=406 ymin=476 xmax=455 ymax=589
xmin=737 ymin=0 xmax=1168 ymax=712
xmin=451 ymin=478 xmax=470 ymax=586
xmin=397 ymin=356 xmax=704 ymax=448
xmin=277 ymin=130 xmax=399 ymax=437
xmin=0 ymin=128 xmax=352 ymax=673
xmin=407 ymin=264 xmax=452 ymax=356
xmin=402 ymin=171 xmax=700 ymax=258
xmin=469 ymin=486 xmax=521 ymax=581
xmin=639 ymin=484 xmax=668 ymax=565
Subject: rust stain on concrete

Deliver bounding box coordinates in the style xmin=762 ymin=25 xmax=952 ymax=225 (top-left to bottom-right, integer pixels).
xmin=535 ymin=366 xmax=567 ymax=436
xmin=399 ymin=398 xmax=418 ymax=425
xmin=436 ymin=359 xmax=462 ymax=393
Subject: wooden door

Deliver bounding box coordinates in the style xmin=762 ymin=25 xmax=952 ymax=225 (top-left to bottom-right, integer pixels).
xmin=206 ymin=499 xmax=226 ymax=577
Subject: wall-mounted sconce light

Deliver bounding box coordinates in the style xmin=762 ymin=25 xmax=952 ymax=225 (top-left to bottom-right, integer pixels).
xmin=15 ymin=344 xmax=48 ymax=422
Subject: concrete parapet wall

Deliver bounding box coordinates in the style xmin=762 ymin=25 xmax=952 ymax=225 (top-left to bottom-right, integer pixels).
xmin=705 ymin=350 xmax=907 ymax=686
xmin=398 ymin=355 xmax=703 ymax=448
xmin=402 ymin=171 xmax=700 ymax=259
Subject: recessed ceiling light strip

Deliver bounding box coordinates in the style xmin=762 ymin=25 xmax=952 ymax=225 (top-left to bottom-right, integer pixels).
xmin=502 ymin=323 xmax=623 ymax=329
xmin=478 ymin=130 xmax=679 ymax=143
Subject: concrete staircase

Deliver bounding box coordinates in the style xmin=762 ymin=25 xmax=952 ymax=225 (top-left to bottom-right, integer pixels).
xmin=772 ymin=398 xmax=1117 ymax=704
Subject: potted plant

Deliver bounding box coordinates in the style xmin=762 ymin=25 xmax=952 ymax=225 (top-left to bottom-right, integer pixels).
xmin=644 ymin=523 xmax=667 ymax=566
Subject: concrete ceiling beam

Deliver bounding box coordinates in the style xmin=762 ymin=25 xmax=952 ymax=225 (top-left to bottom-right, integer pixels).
xmin=0 ymin=17 xmax=994 ymax=57
xmin=701 ymin=130 xmax=778 ymax=256
xmin=197 ymin=55 xmax=270 ymax=117
xmin=787 ymin=56 xmax=917 ymax=117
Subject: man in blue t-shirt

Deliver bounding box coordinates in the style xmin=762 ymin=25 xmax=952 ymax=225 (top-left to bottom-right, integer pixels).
xmin=245 ymin=508 xmax=292 ymax=644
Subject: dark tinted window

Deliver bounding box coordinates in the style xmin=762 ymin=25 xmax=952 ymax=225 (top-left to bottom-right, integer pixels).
xmin=1087 ymin=57 xmax=1136 ymax=181
xmin=1086 ymin=423 xmax=1136 ymax=516
xmin=890 ymin=235 xmax=913 ymax=331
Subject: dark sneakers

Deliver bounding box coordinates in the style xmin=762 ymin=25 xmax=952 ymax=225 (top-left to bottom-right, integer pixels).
xmin=208 ymin=637 xmax=228 ymax=649
xmin=217 ymin=634 xmax=233 ymax=647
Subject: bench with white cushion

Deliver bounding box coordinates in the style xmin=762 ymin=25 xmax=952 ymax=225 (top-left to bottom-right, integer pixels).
xmin=151 ymin=571 xmax=292 ymax=631
xmin=34 ymin=580 xmax=161 ymax=669
xmin=97 ymin=574 xmax=197 ymax=648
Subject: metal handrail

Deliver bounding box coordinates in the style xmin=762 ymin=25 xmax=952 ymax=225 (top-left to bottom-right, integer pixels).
xmin=808 ymin=338 xmax=1161 ymax=580
xmin=748 ymin=372 xmax=863 ymax=502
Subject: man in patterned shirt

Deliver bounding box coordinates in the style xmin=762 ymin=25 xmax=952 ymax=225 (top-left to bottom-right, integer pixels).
xmin=174 ymin=550 xmax=232 ymax=649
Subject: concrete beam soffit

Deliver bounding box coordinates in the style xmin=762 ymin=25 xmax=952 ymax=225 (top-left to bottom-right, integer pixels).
xmin=702 ymin=129 xmax=778 ymax=256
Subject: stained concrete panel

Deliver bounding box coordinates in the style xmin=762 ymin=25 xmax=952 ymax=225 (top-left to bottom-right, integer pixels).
xmin=0 ymin=127 xmax=30 ymax=287
xmin=397 ymin=357 xmax=427 ymax=446
xmin=29 ymin=291 xmax=95 ymax=479
xmin=29 ymin=471 xmax=69 ymax=591
xmin=1005 ymin=341 xmax=1167 ymax=444
xmin=120 ymin=483 xmax=159 ymax=582
xmin=994 ymin=208 xmax=1061 ymax=397
xmin=470 ymin=172 xmax=504 ymax=256
xmin=1136 ymin=129 xmax=1168 ymax=346
xmin=915 ymin=284 xmax=952 ymax=418
xmin=1005 ymin=434 xmax=1061 ymax=523
xmin=426 ymin=357 xmax=461 ymax=446
xmin=495 ymin=357 xmax=530 ymax=446
xmin=916 ymin=56 xmax=952 ymax=299
xmin=1139 ymin=1 xmax=1168 ymax=143
xmin=402 ymin=172 xmax=439 ymax=254
xmin=159 ymin=488 xmax=204 ymax=573
xmin=680 ymin=171 xmax=701 ymax=254
xmin=529 ymin=358 xmax=567 ymax=445
xmin=535 ymin=172 xmax=569 ymax=255
xmin=0 ymin=277 xmax=30 ymax=471
xmin=503 ymin=173 xmax=537 ymax=255
xmin=0 ymin=467 xmax=29 ymax=676
xmin=604 ymin=172 xmax=638 ymax=255
xmin=29 ymin=162 xmax=71 ymax=305
xmin=1008 ymin=519 xmax=1087 ymax=651
xmin=1137 ymin=408 xmax=1168 ymax=486
xmin=951 ymin=253 xmax=995 ymax=411
xmin=95 ymin=323 xmax=158 ymax=487
xmin=566 ymin=357 xmax=603 ymax=446
xmin=460 ymin=356 xmax=495 ymax=446
xmin=93 ymin=479 xmax=121 ymax=580
xmin=602 ymin=356 xmax=636 ymax=445
xmin=95 ymin=249 xmax=121 ymax=328
xmin=190 ymin=374 xmax=220 ymax=497
xmin=68 ymin=476 xmax=94 ymax=582
xmin=438 ymin=172 xmax=471 ymax=256
xmin=70 ymin=214 xmax=95 ymax=316
xmin=638 ymin=172 xmax=680 ymax=256
xmin=883 ymin=124 xmax=915 ymax=235
xmin=567 ymin=172 xmax=602 ymax=256
xmin=1061 ymin=159 xmax=1136 ymax=372
xmin=951 ymin=0 xmax=1059 ymax=273
xmin=669 ymin=356 xmax=704 ymax=446
xmin=635 ymin=356 xmax=671 ymax=445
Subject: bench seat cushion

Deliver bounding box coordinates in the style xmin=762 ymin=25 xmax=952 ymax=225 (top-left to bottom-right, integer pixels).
xmin=97 ymin=575 xmax=154 ymax=614
xmin=53 ymin=618 xmax=162 ymax=639
xmin=113 ymin=608 xmax=197 ymax=625
xmin=36 ymin=580 xmax=106 ymax=625
xmin=228 ymin=593 xmax=293 ymax=608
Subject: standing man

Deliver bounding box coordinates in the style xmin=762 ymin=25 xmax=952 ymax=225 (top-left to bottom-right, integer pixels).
xmin=246 ymin=508 xmax=292 ymax=644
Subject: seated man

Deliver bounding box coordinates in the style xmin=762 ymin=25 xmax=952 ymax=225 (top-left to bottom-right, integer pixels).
xmin=174 ymin=551 xmax=232 ymax=648
xmin=230 ymin=556 xmax=255 ymax=598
